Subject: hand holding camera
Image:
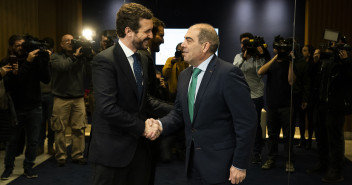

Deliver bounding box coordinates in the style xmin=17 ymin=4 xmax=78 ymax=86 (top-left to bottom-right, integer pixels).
xmin=26 ymin=49 xmax=40 ymax=63
xmin=171 ymin=49 xmax=183 ymax=65
xmin=1 ymin=64 xmax=12 ymax=77
xmin=73 ymin=47 xmax=83 ymax=57
xmin=339 ymin=50 xmax=348 ymax=59
xmin=257 ymin=46 xmax=264 ymax=55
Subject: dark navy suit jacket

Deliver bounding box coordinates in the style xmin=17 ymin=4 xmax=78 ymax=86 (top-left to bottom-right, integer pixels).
xmin=88 ymin=43 xmax=171 ymax=167
xmin=160 ymin=55 xmax=257 ymax=184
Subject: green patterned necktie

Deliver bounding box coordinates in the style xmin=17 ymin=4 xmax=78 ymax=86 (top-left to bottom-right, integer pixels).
xmin=188 ymin=68 xmax=202 ymax=123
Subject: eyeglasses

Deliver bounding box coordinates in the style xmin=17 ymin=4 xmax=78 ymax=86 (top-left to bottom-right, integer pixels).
xmin=62 ymin=39 xmax=72 ymax=44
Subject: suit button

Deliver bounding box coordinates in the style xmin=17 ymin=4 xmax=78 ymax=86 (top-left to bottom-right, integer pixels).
xmin=191 ymin=128 xmax=197 ymax=133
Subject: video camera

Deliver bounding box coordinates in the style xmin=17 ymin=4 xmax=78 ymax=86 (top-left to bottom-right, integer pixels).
xmin=242 ymin=36 xmax=267 ymax=56
xmin=320 ymin=29 xmax=352 ymax=61
xmin=273 ymin=35 xmax=298 ymax=60
xmin=72 ymin=37 xmax=95 ymax=57
xmin=22 ymin=35 xmax=50 ymax=59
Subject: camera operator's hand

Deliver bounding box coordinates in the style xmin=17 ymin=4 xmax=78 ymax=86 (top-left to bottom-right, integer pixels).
xmin=45 ymin=49 xmax=52 ymax=56
xmin=257 ymin=46 xmax=264 ymax=55
xmin=289 ymin=51 xmax=295 ymax=59
xmin=171 ymin=57 xmax=181 ymax=65
xmin=339 ymin=50 xmax=348 ymax=60
xmin=73 ymin=47 xmax=83 ymax=57
xmin=243 ymin=49 xmax=248 ymax=59
xmin=313 ymin=49 xmax=320 ymax=63
xmin=26 ymin=49 xmax=40 ymax=63
xmin=0 ymin=64 xmax=13 ymax=77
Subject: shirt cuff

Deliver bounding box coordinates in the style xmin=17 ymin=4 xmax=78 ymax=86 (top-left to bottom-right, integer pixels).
xmin=157 ymin=120 xmax=163 ymax=129
xmin=233 ymin=165 xmax=246 ymax=171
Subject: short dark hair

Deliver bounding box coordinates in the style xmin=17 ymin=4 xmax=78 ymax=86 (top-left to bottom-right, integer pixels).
xmin=240 ymin=32 xmax=254 ymax=41
xmin=115 ymin=3 xmax=153 ymax=38
xmin=8 ymin=34 xmax=24 ymax=46
xmin=176 ymin=42 xmax=182 ymax=50
xmin=152 ymin=17 xmax=165 ymax=36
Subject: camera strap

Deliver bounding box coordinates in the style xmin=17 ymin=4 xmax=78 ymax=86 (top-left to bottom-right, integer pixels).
xmin=238 ymin=60 xmax=246 ymax=69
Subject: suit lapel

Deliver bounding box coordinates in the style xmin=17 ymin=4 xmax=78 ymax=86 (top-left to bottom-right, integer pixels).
xmin=114 ymin=43 xmax=139 ymax=100
xmin=193 ymin=56 xmax=217 ymax=124
xmin=181 ymin=67 xmax=193 ymax=124
xmin=139 ymin=52 xmax=148 ymax=108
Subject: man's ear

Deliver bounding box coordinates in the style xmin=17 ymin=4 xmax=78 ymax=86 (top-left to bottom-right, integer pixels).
xmin=202 ymin=42 xmax=210 ymax=53
xmin=125 ymin=27 xmax=133 ymax=37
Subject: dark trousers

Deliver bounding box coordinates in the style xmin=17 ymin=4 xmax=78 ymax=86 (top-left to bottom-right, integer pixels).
xmin=293 ymin=94 xmax=307 ymax=141
xmin=0 ymin=109 xmax=12 ymax=142
xmin=252 ymin=97 xmax=264 ymax=155
xmin=187 ymin=145 xmax=231 ymax=185
xmin=306 ymin=103 xmax=317 ymax=141
xmin=38 ymin=93 xmax=54 ymax=148
xmin=4 ymin=106 xmax=42 ymax=170
xmin=91 ymin=139 xmax=151 ymax=185
xmin=316 ymin=105 xmax=345 ymax=171
xmin=266 ymin=107 xmax=295 ymax=161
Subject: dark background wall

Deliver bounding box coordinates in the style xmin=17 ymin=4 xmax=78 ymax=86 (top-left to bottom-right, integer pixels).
xmin=82 ymin=0 xmax=306 ymax=63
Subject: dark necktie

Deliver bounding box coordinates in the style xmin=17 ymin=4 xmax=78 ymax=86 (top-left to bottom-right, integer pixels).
xmin=188 ymin=68 xmax=201 ymax=123
xmin=132 ymin=53 xmax=143 ymax=100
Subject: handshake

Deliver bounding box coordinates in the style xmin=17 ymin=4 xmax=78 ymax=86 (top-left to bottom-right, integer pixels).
xmin=143 ymin=118 xmax=163 ymax=140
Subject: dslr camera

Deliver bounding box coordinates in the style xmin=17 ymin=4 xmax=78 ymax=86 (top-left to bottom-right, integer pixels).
xmin=175 ymin=49 xmax=182 ymax=58
xmin=71 ymin=38 xmax=95 ymax=57
xmin=171 ymin=50 xmax=183 ymax=65
xmin=242 ymin=36 xmax=267 ymax=57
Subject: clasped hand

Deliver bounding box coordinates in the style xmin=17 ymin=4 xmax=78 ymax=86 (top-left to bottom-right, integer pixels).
xmin=144 ymin=118 xmax=163 ymax=140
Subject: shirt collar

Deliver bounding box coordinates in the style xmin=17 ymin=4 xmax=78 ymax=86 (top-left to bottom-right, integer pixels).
xmin=194 ymin=54 xmax=214 ymax=72
xmin=119 ymin=39 xmax=134 ymax=58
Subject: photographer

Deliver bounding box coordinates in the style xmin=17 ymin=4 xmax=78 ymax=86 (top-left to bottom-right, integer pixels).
xmin=99 ymin=30 xmax=115 ymax=52
xmin=306 ymin=36 xmax=352 ymax=183
xmin=233 ymin=32 xmax=268 ymax=164
xmin=162 ymin=42 xmax=189 ymax=102
xmin=0 ymin=34 xmax=51 ymax=180
xmin=50 ymin=34 xmax=92 ymax=167
xmin=258 ymin=35 xmax=295 ymax=172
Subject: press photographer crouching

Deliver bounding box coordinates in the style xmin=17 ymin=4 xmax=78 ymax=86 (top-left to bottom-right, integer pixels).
xmin=0 ymin=34 xmax=51 ymax=180
xmin=306 ymin=34 xmax=352 ymax=183
xmin=50 ymin=34 xmax=92 ymax=167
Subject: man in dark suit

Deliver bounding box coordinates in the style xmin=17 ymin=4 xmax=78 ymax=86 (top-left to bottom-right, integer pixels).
xmin=147 ymin=23 xmax=257 ymax=185
xmin=88 ymin=3 xmax=171 ymax=185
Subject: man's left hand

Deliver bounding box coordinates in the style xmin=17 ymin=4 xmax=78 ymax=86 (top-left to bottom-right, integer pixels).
xmin=229 ymin=166 xmax=246 ymax=184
